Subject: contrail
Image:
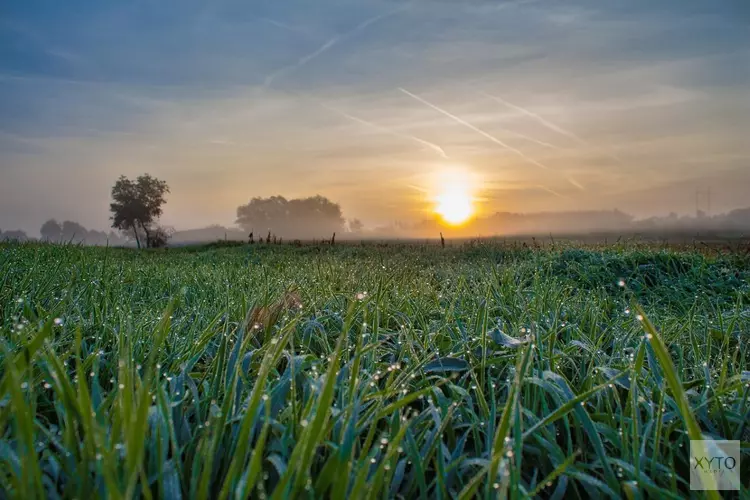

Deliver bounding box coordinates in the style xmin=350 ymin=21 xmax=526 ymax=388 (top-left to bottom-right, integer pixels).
xmin=398 ymin=87 xmax=552 ymax=171
xmin=264 ymin=4 xmax=409 ymax=88
xmin=499 ymin=129 xmax=559 ymax=150
xmin=481 ymin=91 xmax=589 ymax=146
xmin=482 ymin=91 xmax=624 ymax=164
xmin=536 ymin=185 xmax=567 ymax=199
xmin=566 ymin=177 xmax=585 ymax=190
xmin=258 ymin=17 xmax=309 ymax=35
xmin=264 ymin=37 xmax=338 ymax=87
xmin=323 ymin=103 xmax=448 ymax=159
xmin=406 ymin=184 xmax=429 ymax=194
xmin=399 ymin=88 xmax=585 ymax=193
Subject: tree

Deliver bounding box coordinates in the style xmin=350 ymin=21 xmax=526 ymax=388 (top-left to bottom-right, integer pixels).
xmin=148 ymin=225 xmax=175 ymax=248
xmin=348 ymin=218 xmax=364 ymax=233
xmin=0 ymin=230 xmax=29 ymax=242
xmin=40 ymin=219 xmax=62 ymax=242
xmin=110 ymin=174 xmax=169 ymax=248
xmin=61 ymin=220 xmax=88 ymax=243
xmin=236 ymin=195 xmax=345 ymax=240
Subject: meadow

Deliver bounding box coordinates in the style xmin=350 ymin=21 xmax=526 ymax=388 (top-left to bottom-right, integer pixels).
xmin=0 ymin=240 xmax=748 ymax=499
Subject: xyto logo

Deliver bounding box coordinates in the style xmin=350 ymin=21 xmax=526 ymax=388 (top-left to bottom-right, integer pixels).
xmin=692 ymin=455 xmax=737 ymax=475
xmin=690 ymin=440 xmax=741 ymax=491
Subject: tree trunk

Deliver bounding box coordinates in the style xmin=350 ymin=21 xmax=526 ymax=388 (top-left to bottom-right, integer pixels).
xmin=132 ymin=225 xmax=141 ymax=249
xmin=142 ymin=222 xmax=152 ymax=248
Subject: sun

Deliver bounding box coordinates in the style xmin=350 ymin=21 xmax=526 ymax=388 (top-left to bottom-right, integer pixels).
xmin=431 ymin=168 xmax=477 ymax=226
xmin=435 ymin=188 xmax=473 ymax=225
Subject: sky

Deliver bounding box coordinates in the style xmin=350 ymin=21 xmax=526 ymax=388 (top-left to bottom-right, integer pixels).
xmin=1 ymin=0 xmax=749 ymax=235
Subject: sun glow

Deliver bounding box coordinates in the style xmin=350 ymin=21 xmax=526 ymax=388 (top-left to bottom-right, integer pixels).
xmin=431 ymin=168 xmax=477 ymax=226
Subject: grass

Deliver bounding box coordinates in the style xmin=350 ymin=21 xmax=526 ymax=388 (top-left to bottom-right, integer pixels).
xmin=0 ymin=240 xmax=749 ymax=498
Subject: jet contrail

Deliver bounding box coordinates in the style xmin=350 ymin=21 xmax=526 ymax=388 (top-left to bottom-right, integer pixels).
xmin=264 ymin=37 xmax=339 ymax=87
xmin=481 ymin=91 xmax=589 ymax=146
xmin=566 ymin=177 xmax=585 ymax=190
xmin=264 ymin=4 xmax=409 ymax=88
xmin=482 ymin=91 xmax=624 ymax=164
xmin=398 ymin=87 xmax=552 ymax=171
xmin=399 ymin=88 xmax=585 ymax=193
xmin=499 ymin=129 xmax=559 ymax=150
xmin=258 ymin=17 xmax=309 ymax=35
xmin=537 ymin=185 xmax=567 ymax=199
xmin=323 ymin=103 xmax=448 ymax=159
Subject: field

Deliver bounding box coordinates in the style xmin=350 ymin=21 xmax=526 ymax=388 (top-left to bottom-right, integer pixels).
xmin=1 ymin=241 xmax=749 ymax=499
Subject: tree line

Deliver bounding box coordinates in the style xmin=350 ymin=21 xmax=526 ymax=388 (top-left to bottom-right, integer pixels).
xmin=9 ymin=171 xmax=749 ymax=246
xmin=2 ymin=173 xmax=357 ymax=246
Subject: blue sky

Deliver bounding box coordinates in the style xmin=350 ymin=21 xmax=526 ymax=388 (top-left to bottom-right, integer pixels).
xmin=1 ymin=0 xmax=749 ymax=234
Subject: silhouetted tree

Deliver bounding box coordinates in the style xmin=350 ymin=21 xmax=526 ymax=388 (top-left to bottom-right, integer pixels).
xmin=40 ymin=219 xmax=62 ymax=242
xmin=148 ymin=226 xmax=174 ymax=248
xmin=87 ymin=230 xmax=108 ymax=245
xmin=0 ymin=229 xmax=28 ymax=242
xmin=110 ymin=174 xmax=169 ymax=248
xmin=348 ymin=218 xmax=364 ymax=233
xmin=236 ymin=195 xmax=345 ymax=240
xmin=61 ymin=220 xmax=88 ymax=243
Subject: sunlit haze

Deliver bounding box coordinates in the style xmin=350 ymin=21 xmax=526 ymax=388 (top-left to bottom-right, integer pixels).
xmin=1 ymin=1 xmax=748 ymax=236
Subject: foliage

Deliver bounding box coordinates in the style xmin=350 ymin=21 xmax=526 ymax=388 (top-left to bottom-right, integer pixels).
xmin=41 ymin=219 xmax=128 ymax=246
xmin=0 ymin=229 xmax=29 ymax=242
xmin=110 ymin=174 xmax=170 ymax=249
xmin=0 ymin=241 xmax=748 ymax=498
xmin=236 ymin=195 xmax=344 ymax=240
xmin=40 ymin=219 xmax=62 ymax=242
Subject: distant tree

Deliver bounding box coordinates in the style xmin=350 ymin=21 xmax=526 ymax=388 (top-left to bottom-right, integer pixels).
xmin=40 ymin=219 xmax=62 ymax=242
xmin=236 ymin=195 xmax=345 ymax=240
xmin=110 ymin=174 xmax=170 ymax=248
xmin=724 ymin=208 xmax=750 ymax=229
xmin=348 ymin=218 xmax=364 ymax=233
xmin=87 ymin=230 xmax=108 ymax=246
xmin=148 ymin=225 xmax=174 ymax=248
xmin=61 ymin=220 xmax=88 ymax=243
xmin=0 ymin=229 xmax=28 ymax=242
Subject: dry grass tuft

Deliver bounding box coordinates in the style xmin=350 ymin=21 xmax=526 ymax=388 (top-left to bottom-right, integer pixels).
xmin=244 ymin=289 xmax=302 ymax=340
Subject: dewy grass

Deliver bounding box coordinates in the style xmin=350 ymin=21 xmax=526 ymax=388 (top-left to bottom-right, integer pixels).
xmin=0 ymin=241 xmax=749 ymax=498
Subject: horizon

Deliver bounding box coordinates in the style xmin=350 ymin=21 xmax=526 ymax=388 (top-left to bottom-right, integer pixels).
xmin=2 ymin=1 xmax=749 ymax=235
xmin=5 ymin=202 xmax=750 ymax=242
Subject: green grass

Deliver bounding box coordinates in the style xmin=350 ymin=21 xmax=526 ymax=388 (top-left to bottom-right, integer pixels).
xmin=1 ymin=241 xmax=748 ymax=499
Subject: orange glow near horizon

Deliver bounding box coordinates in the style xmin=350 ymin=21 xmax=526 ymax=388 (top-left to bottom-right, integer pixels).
xmin=430 ymin=167 xmax=478 ymax=226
